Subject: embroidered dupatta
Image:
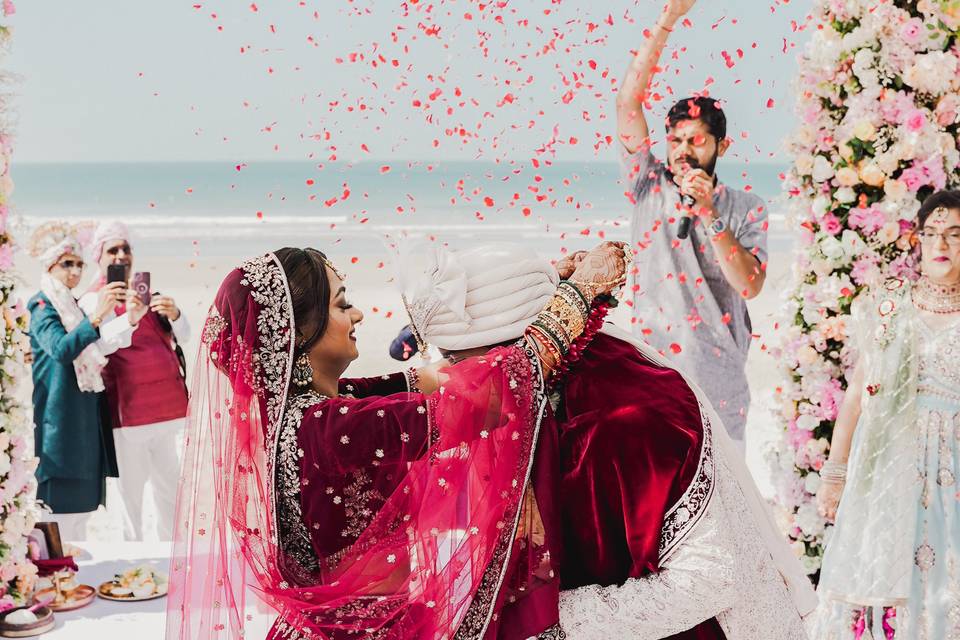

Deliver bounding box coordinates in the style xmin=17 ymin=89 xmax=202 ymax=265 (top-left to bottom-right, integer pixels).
xmin=166 ymin=254 xmax=556 ymax=640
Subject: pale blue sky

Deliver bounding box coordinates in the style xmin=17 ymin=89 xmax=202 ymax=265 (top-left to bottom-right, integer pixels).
xmin=9 ymin=1 xmax=812 ymax=164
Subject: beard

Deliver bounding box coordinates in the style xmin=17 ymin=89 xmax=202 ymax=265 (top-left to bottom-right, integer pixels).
xmin=670 ymin=148 xmax=720 ymax=179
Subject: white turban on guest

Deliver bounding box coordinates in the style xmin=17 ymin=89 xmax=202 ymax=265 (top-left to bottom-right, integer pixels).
xmin=90 ymin=221 xmax=130 ymax=266
xmin=28 ymin=221 xmax=84 ymax=271
xmin=28 ymin=221 xmax=108 ymax=392
xmin=398 ymin=242 xmax=559 ymax=351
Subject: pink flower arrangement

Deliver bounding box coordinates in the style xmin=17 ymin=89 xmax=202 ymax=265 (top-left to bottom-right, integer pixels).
xmin=900 ymin=17 xmax=924 ymax=46
xmin=820 ymin=212 xmax=842 ymax=235
xmin=900 ymin=156 xmax=948 ymax=193
xmin=848 ymin=206 xmax=887 ymax=235
xmin=0 ymin=7 xmax=43 ymax=605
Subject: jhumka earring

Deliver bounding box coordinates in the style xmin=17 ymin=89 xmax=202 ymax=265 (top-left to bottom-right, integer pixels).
xmin=292 ymin=351 xmax=314 ymax=387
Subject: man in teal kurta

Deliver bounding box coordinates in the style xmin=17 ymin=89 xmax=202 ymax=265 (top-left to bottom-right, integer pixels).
xmin=29 ymin=292 xmax=119 ymax=518
xmin=26 ymin=223 xmax=141 ymax=541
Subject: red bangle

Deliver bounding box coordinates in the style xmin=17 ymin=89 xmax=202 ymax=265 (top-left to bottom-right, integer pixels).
xmin=657 ymin=22 xmax=673 ymax=32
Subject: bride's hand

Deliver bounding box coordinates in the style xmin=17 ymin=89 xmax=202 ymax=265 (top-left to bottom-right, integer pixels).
xmin=556 ymin=251 xmax=588 ymax=279
xmin=569 ymin=241 xmax=629 ymax=299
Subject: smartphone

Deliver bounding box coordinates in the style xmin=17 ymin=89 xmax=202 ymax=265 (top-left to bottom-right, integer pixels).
xmin=132 ymin=271 xmax=151 ymax=306
xmin=106 ymin=264 xmax=129 ymax=285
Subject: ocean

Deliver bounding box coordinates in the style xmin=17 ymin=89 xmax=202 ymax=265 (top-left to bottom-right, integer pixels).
xmin=9 ymin=160 xmax=794 ymax=257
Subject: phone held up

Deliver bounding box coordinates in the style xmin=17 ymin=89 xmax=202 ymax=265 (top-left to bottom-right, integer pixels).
xmin=105 ymin=265 xmax=151 ymax=306
xmin=106 ymin=264 xmax=128 ymax=285
xmin=132 ymin=271 xmax=151 ymax=306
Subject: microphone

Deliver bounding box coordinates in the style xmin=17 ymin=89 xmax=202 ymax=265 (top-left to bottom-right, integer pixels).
xmin=677 ymin=193 xmax=695 ymax=239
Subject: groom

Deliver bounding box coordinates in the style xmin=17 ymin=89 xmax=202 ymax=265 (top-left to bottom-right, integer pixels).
xmin=388 ymin=242 xmax=814 ymax=639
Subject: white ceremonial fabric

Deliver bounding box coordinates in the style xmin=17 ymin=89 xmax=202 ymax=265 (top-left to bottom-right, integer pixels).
xmin=398 ymin=242 xmax=559 ymax=351
xmin=554 ymin=325 xmax=816 ymax=639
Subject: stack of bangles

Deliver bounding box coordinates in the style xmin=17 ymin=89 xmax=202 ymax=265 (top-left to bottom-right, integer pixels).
xmin=820 ymin=459 xmax=847 ymax=483
xmin=527 ymin=281 xmax=592 ymax=362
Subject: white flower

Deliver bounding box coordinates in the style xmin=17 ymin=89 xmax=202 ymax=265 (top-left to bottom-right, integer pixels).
xmin=800 ymin=554 xmax=822 ymax=575
xmin=812 ymin=156 xmax=835 ymax=182
xmin=841 ymin=230 xmax=866 ymax=257
xmin=859 ymin=162 xmax=885 ymax=187
xmin=852 ymin=119 xmax=877 ymax=141
xmin=835 ymin=166 xmax=860 ymax=187
xmin=834 ymin=187 xmax=857 ymax=203
xmin=852 ymin=48 xmax=879 ymax=88
xmin=795 ymin=502 xmax=826 ymax=538
xmin=811 ymin=195 xmax=831 ymax=218
xmin=884 ymin=178 xmax=908 ymax=202
xmin=878 ymin=221 xmax=900 ymax=244
xmin=796 ymin=346 xmax=820 ymax=368
xmin=804 ymin=472 xmax=822 ymax=495
xmin=796 ymin=413 xmax=820 ymax=431
xmin=904 ymin=51 xmax=958 ymax=94
xmin=819 ymin=236 xmax=846 ymax=262
xmin=796 ymin=154 xmax=815 ymax=175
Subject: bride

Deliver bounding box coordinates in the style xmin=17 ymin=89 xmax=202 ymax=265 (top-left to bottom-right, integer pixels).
xmin=165 ymin=242 xmax=626 ymax=639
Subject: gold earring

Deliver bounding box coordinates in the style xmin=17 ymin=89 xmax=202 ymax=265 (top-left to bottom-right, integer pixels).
xmin=292 ymin=352 xmax=314 ymax=387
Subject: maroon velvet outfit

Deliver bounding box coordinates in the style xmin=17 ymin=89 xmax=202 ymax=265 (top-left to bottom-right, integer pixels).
xmin=275 ymin=331 xmax=725 ymax=639
xmin=102 ymin=310 xmax=188 ymax=428
xmin=269 ymin=371 xmax=563 ymax=640
xmin=555 ymin=333 xmax=725 ymax=639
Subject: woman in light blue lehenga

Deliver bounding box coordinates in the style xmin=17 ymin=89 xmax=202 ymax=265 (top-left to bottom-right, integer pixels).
xmin=813 ymin=189 xmax=960 ymax=639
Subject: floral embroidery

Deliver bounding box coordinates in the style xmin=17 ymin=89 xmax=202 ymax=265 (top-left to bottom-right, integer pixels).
xmin=339 ymin=469 xmax=385 ymax=541
xmin=916 ymin=542 xmax=936 ymax=573
xmin=659 ymin=402 xmax=715 ymax=563
xmin=201 ymin=306 xmax=227 ymax=345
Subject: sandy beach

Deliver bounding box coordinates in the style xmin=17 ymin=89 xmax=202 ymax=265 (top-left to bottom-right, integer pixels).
xmin=13 ymin=236 xmax=792 ymax=541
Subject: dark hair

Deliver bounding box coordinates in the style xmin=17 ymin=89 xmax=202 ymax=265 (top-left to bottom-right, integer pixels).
xmin=666 ymin=97 xmax=727 ymax=142
xmin=917 ymin=189 xmax=960 ymax=229
xmin=274 ymin=247 xmax=332 ymax=351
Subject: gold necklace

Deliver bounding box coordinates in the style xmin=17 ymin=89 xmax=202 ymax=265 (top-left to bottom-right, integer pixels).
xmin=913 ymin=276 xmax=960 ymax=314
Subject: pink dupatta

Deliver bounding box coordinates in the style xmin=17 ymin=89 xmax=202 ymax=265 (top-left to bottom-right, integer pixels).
xmin=166 ymin=254 xmax=558 ymax=639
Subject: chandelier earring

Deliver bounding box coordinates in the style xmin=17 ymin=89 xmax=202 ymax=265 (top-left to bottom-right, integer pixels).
xmin=292 ymin=349 xmax=315 ymax=388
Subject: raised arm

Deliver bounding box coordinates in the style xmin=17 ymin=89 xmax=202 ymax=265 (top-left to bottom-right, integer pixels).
xmin=617 ymin=0 xmax=696 ymax=153
xmin=816 ymin=361 xmax=865 ymax=521
xmin=526 ymin=242 xmax=627 ymax=379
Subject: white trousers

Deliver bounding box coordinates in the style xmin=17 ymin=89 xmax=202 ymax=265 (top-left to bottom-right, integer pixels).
xmin=113 ymin=418 xmax=184 ymax=541
xmin=44 ymin=512 xmax=92 ymax=543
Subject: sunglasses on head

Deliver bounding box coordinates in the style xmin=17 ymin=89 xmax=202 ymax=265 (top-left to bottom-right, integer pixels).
xmin=57 ymin=259 xmax=84 ymax=270
xmin=106 ymin=243 xmax=132 ymax=256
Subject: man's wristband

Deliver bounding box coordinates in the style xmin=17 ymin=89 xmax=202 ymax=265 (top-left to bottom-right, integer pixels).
xmin=706 ymin=216 xmax=728 ymax=239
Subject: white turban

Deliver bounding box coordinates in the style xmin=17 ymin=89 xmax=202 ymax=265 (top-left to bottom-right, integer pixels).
xmin=90 ymin=221 xmax=130 ymax=266
xmin=398 ymin=242 xmax=559 ymax=351
xmin=28 ymin=221 xmax=84 ymax=270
